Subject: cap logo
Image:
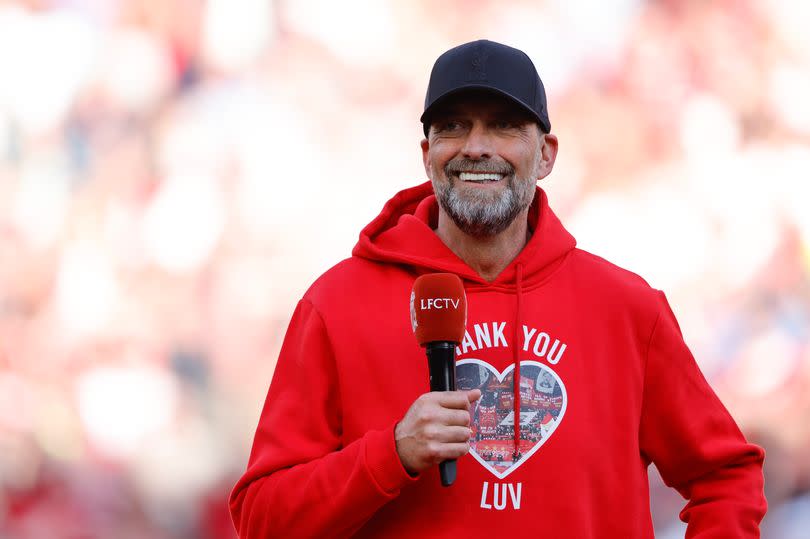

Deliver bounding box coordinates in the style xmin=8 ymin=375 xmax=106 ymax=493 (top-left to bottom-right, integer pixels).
xmin=467 ymin=45 xmax=489 ymax=82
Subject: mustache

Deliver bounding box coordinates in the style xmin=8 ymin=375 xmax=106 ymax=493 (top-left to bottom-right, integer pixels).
xmin=444 ymin=158 xmax=514 ymax=177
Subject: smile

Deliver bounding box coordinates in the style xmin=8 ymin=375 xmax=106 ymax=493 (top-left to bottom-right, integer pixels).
xmin=458 ymin=172 xmax=504 ymax=183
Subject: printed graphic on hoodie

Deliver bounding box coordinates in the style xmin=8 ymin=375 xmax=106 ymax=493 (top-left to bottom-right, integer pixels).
xmin=457 ymin=359 xmax=567 ymax=479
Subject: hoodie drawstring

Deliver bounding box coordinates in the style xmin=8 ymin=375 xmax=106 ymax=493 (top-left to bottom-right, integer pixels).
xmin=512 ymin=263 xmax=524 ymax=461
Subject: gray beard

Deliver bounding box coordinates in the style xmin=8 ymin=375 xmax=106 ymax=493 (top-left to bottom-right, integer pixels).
xmin=432 ymin=160 xmax=536 ymax=237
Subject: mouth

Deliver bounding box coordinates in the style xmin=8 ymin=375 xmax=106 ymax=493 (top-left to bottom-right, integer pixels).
xmin=456 ymin=172 xmax=505 ymax=184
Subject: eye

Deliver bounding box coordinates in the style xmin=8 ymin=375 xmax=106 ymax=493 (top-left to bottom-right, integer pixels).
xmin=431 ymin=119 xmax=467 ymax=138
xmin=436 ymin=120 xmax=462 ymax=132
xmin=493 ymin=119 xmax=520 ymax=130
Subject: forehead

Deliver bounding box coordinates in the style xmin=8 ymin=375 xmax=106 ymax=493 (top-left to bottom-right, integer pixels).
xmin=430 ymin=90 xmax=533 ymax=121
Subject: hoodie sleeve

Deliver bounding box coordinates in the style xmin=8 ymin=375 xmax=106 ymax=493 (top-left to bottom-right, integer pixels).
xmin=229 ymin=299 xmax=417 ymax=539
xmin=639 ymin=291 xmax=767 ymax=538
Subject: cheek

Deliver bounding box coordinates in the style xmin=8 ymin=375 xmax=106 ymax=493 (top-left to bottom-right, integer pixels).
xmin=516 ymin=147 xmax=542 ymax=176
xmin=428 ymin=148 xmax=453 ymax=175
xmin=529 ymin=153 xmax=542 ymax=175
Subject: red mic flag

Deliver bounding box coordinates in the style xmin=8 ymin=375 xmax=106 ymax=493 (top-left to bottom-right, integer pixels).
xmin=410 ymin=272 xmax=467 ymax=345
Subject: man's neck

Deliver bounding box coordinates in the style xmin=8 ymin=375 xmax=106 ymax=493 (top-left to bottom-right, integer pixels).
xmin=434 ymin=208 xmax=531 ymax=282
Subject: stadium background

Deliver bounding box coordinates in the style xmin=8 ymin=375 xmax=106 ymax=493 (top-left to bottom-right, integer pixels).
xmin=0 ymin=0 xmax=808 ymax=537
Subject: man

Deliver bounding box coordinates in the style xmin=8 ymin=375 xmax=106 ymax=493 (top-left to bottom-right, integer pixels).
xmin=230 ymin=40 xmax=766 ymax=538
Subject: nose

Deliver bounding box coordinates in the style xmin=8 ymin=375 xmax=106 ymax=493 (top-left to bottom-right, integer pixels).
xmin=461 ymin=121 xmax=493 ymax=160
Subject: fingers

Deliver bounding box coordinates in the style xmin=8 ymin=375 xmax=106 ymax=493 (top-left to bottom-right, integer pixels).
xmin=411 ymin=405 xmax=470 ymax=429
xmin=436 ymin=408 xmax=471 ymax=427
xmin=426 ymin=442 xmax=471 ymax=462
xmin=423 ymin=425 xmax=472 ymax=444
xmin=395 ymin=390 xmax=481 ymax=473
xmin=436 ymin=390 xmax=481 ymax=409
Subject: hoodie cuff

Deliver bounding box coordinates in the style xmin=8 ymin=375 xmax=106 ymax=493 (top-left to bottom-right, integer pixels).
xmin=364 ymin=424 xmax=419 ymax=495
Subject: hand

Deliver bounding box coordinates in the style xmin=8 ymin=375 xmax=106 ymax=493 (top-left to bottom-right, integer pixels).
xmin=394 ymin=389 xmax=482 ymax=475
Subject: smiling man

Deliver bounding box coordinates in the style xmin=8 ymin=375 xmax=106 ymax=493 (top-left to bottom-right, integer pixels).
xmin=230 ymin=40 xmax=767 ymax=538
xmin=423 ymin=90 xmax=556 ymax=280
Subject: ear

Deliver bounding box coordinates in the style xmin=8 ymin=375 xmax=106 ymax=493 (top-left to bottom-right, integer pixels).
xmin=420 ymin=138 xmax=432 ymax=180
xmin=536 ymin=133 xmax=558 ymax=180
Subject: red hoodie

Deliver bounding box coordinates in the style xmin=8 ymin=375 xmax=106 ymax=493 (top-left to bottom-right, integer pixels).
xmin=230 ymin=182 xmax=766 ymax=538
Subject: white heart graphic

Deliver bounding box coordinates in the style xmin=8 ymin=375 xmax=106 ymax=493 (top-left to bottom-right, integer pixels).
xmin=456 ymin=359 xmax=567 ymax=479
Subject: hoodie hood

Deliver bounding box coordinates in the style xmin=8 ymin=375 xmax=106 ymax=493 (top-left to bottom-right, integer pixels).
xmin=352 ymin=181 xmax=576 ymax=288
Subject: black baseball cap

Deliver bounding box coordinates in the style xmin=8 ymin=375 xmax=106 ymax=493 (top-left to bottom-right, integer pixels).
xmin=420 ymin=40 xmax=551 ymax=137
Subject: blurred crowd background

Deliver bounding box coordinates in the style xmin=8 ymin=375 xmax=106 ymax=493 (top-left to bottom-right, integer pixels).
xmin=0 ymin=0 xmax=808 ymax=537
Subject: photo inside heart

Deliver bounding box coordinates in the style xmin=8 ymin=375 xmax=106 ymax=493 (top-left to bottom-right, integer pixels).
xmin=456 ymin=359 xmax=567 ymax=479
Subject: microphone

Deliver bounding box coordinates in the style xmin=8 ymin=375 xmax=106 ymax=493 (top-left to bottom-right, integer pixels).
xmin=410 ymin=273 xmax=467 ymax=487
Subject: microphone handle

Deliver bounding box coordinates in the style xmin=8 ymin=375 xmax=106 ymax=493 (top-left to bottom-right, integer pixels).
xmin=426 ymin=342 xmax=457 ymax=487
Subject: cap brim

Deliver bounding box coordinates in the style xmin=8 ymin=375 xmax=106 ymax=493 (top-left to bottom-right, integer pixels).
xmin=420 ymin=84 xmax=549 ymax=133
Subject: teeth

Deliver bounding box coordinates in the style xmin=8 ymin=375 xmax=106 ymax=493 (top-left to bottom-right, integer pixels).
xmin=459 ymin=172 xmax=503 ymax=182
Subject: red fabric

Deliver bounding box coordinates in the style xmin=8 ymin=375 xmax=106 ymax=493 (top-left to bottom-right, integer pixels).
xmin=230 ymin=182 xmax=766 ymax=538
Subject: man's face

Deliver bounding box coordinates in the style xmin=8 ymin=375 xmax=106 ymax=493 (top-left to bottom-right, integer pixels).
xmin=421 ymin=92 xmax=558 ymax=237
